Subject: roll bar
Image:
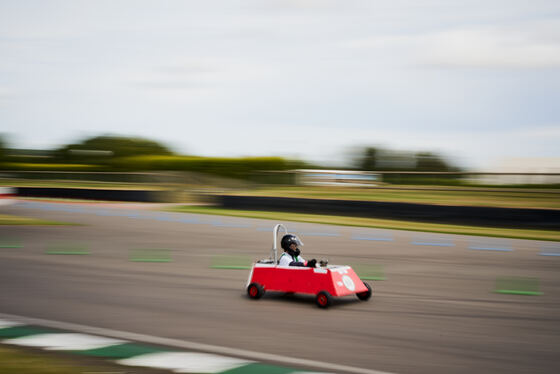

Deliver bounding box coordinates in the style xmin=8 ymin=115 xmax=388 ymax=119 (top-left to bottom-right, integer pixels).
xmin=272 ymin=224 xmax=288 ymax=264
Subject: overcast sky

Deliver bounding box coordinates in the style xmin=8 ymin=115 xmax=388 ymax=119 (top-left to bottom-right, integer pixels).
xmin=1 ymin=0 xmax=559 ymax=169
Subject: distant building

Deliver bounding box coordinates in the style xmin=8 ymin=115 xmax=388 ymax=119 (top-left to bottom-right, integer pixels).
xmin=472 ymin=158 xmax=560 ymax=185
xmin=294 ymin=169 xmax=381 ymax=187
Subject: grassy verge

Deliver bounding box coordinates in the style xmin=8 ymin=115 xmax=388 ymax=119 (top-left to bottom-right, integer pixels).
xmin=229 ymin=186 xmax=560 ymax=210
xmin=168 ymin=206 xmax=560 ymax=242
xmin=0 ymin=214 xmax=75 ymax=226
xmin=0 ymin=345 xmax=129 ymax=374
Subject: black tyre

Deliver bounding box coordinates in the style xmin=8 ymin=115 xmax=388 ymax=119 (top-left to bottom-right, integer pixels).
xmin=247 ymin=283 xmax=264 ymax=299
xmin=357 ymin=282 xmax=372 ymax=301
xmin=315 ymin=291 xmax=333 ymax=308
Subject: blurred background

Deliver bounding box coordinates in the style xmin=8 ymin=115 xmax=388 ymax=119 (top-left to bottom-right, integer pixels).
xmin=1 ymin=132 xmax=559 ymax=206
xmin=1 ymin=1 xmax=560 ymax=374
xmin=1 ymin=0 xmax=559 ymax=199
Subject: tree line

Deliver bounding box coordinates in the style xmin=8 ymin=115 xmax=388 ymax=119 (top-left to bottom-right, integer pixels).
xmin=0 ymin=135 xmax=459 ymax=179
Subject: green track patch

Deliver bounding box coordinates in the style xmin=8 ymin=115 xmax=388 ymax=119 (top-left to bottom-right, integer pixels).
xmin=0 ymin=214 xmax=72 ymax=226
xmin=45 ymin=243 xmax=90 ymax=255
xmin=211 ymin=255 xmax=252 ymax=269
xmin=352 ymin=264 xmax=386 ymax=281
xmin=495 ymin=290 xmax=543 ymax=296
xmin=45 ymin=251 xmax=90 ymax=255
xmin=0 ymin=240 xmax=23 ymax=248
xmin=494 ymin=277 xmax=543 ymax=296
xmin=129 ymin=248 xmax=172 ymax=262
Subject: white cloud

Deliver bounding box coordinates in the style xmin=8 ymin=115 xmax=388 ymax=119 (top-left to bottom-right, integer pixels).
xmin=2 ymin=1 xmax=559 ymax=169
xmin=124 ymin=58 xmax=270 ymax=93
xmin=0 ymin=87 xmax=16 ymax=104
xmin=423 ymin=24 xmax=560 ymax=68
xmin=513 ymin=125 xmax=560 ymax=138
xmin=346 ymin=19 xmax=560 ymax=69
xmin=257 ymin=124 xmax=560 ymax=169
xmin=127 ymin=61 xmax=221 ymax=91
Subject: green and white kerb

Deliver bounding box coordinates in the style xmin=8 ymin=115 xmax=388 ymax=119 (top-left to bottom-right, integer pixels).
xmin=0 ymin=318 xmax=333 ymax=374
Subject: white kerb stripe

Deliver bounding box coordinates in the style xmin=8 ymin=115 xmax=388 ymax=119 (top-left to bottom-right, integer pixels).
xmin=4 ymin=333 xmax=127 ymax=350
xmin=117 ymin=352 xmax=253 ymax=373
xmin=0 ymin=319 xmax=23 ymax=329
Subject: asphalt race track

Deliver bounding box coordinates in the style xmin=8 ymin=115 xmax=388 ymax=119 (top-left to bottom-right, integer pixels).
xmin=1 ymin=200 xmax=559 ymax=374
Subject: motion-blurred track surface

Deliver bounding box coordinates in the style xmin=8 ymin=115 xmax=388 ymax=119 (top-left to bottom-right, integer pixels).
xmin=1 ymin=201 xmax=559 ymax=374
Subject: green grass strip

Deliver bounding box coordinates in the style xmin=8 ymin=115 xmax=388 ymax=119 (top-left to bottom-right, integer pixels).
xmin=168 ymin=205 xmax=560 ymax=242
xmin=495 ymin=290 xmax=543 ymax=296
xmin=0 ymin=214 xmax=73 ymax=226
xmin=0 ymin=243 xmax=23 ymax=248
xmin=129 ymin=249 xmax=172 ymax=262
xmin=45 ymin=251 xmax=90 ymax=255
xmin=211 ymin=265 xmax=252 ymax=269
xmin=0 ymin=345 xmax=135 ymax=374
xmin=210 ymin=255 xmax=252 ymax=270
xmin=46 ymin=243 xmax=89 ymax=255
xmin=77 ymin=343 xmax=168 ymax=358
xmin=130 ymin=258 xmax=172 ymax=262
xmin=494 ymin=277 xmax=542 ymax=295
xmin=360 ymin=276 xmax=386 ymax=281
xmin=0 ymin=326 xmax=55 ymax=339
xmin=220 ymin=363 xmax=297 ymax=374
xmin=353 ymin=264 xmax=386 ymax=281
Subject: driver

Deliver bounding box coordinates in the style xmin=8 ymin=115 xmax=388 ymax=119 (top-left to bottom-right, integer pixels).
xmin=278 ymin=234 xmax=317 ymax=268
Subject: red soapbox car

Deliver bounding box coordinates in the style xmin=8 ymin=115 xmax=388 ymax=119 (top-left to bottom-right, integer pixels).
xmin=246 ymin=224 xmax=372 ymax=308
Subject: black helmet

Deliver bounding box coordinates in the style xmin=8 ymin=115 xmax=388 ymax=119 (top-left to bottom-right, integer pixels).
xmin=281 ymin=234 xmax=303 ymax=251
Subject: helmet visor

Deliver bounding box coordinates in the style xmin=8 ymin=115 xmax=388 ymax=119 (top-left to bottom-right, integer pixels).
xmin=291 ymin=235 xmax=304 ymax=247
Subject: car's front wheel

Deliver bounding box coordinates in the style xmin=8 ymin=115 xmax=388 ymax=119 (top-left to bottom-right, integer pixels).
xmin=357 ymin=282 xmax=372 ymax=301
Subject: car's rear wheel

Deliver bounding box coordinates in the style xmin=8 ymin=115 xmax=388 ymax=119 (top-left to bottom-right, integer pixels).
xmin=357 ymin=282 xmax=372 ymax=301
xmin=315 ymin=291 xmax=333 ymax=308
xmin=247 ymin=283 xmax=264 ymax=299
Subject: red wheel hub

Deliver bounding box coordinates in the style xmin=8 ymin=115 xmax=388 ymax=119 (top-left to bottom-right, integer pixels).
xmin=249 ymin=286 xmax=258 ymax=297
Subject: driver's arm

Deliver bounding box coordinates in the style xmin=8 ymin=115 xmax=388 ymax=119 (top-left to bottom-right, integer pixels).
xmin=289 ymin=260 xmax=305 ymax=267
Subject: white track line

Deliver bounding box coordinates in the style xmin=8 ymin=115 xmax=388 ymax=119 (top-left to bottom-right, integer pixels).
xmin=118 ymin=351 xmax=252 ymax=373
xmin=4 ymin=333 xmax=127 ymax=350
xmin=0 ymin=312 xmax=395 ymax=374
xmin=0 ymin=319 xmax=23 ymax=328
